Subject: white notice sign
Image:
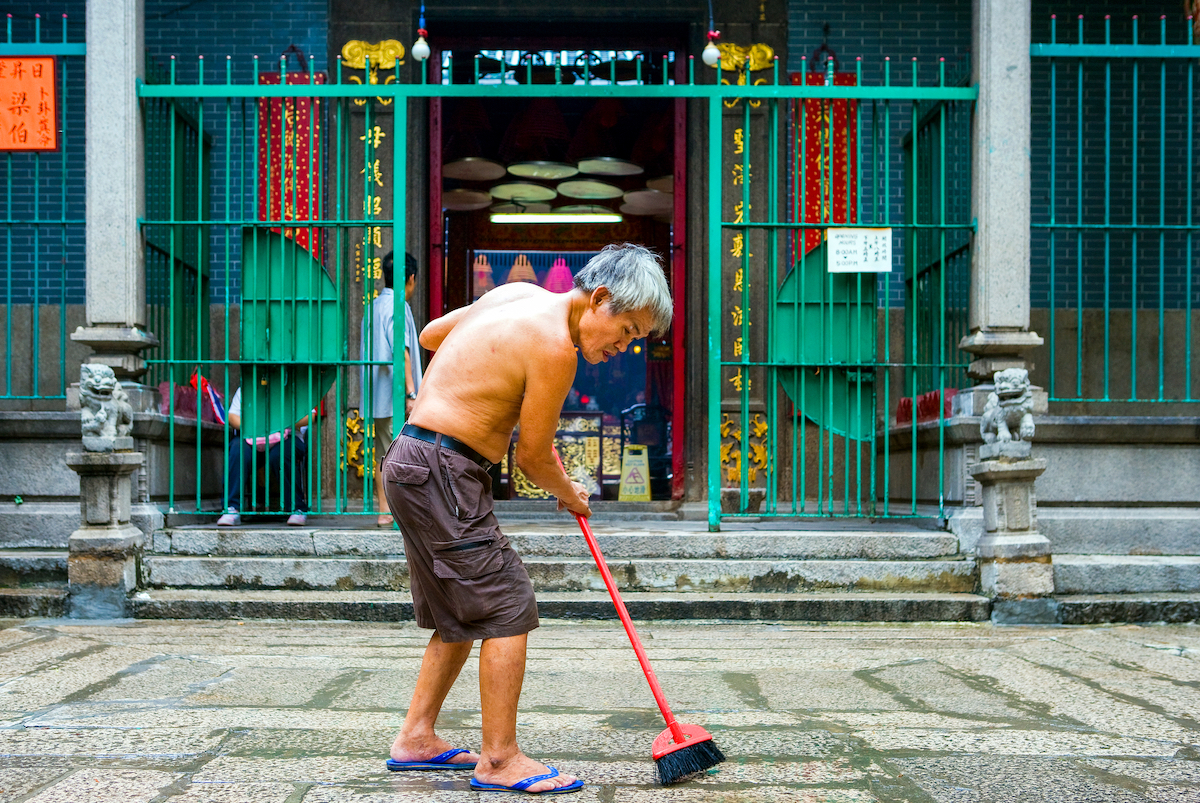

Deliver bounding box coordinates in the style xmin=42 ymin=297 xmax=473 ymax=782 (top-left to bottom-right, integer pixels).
xmin=827 ymin=227 xmax=893 ymax=273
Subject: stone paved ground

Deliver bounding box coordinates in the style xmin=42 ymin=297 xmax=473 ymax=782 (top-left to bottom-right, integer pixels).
xmin=0 ymin=618 xmax=1195 ymax=802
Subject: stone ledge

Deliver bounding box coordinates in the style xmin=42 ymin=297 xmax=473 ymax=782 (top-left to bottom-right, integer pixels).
xmin=890 ymin=415 xmax=1200 ymax=448
xmin=129 ymin=589 xmax=992 ymax=622
xmin=1057 ymin=593 xmax=1200 ymax=624
xmin=0 ymin=588 xmax=68 ymax=618
xmin=1054 ymin=555 xmax=1200 ymax=594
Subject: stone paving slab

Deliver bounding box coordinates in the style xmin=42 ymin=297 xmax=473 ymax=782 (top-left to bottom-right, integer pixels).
xmin=0 ymin=619 xmax=1194 ymax=802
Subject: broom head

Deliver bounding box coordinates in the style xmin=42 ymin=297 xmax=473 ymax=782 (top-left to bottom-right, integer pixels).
xmin=652 ymin=723 xmax=726 ymax=785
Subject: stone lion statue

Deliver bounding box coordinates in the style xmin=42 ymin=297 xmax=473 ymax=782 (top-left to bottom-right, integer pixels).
xmin=980 ymin=368 xmax=1035 ymax=444
xmin=80 ymin=364 xmax=134 ymax=440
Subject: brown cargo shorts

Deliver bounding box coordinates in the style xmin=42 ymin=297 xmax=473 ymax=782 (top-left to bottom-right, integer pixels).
xmin=382 ymin=433 xmax=539 ymax=643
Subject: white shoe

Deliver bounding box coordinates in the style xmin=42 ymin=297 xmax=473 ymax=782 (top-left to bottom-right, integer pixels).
xmin=217 ymin=507 xmax=241 ymax=527
xmin=287 ymin=512 xmax=308 ymax=526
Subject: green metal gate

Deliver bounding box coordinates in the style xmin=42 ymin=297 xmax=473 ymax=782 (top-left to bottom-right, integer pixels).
xmin=136 ymin=49 xmax=975 ymax=522
xmin=1030 ymin=16 xmax=1200 ymax=407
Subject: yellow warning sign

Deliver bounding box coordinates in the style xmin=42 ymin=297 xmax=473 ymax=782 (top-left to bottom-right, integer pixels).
xmin=618 ymin=445 xmax=651 ymax=501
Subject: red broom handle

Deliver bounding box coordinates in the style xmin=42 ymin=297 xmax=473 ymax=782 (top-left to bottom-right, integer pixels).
xmin=573 ymin=511 xmax=685 ymax=738
xmin=556 ymin=460 xmax=687 ymax=745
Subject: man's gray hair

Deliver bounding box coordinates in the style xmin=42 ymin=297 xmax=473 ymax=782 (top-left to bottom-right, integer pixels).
xmin=573 ymin=243 xmax=673 ymax=333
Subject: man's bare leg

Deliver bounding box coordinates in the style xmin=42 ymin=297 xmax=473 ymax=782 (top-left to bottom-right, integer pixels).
xmin=473 ymin=633 xmax=580 ymax=793
xmin=374 ymin=472 xmax=393 ymax=527
xmin=390 ymin=632 xmax=479 ymax=765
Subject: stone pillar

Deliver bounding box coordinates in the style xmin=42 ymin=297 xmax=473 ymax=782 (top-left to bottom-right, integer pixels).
xmin=960 ymin=0 xmax=1043 ymax=383
xmin=65 ymin=365 xmax=145 ymax=618
xmin=968 ymin=369 xmax=1055 ymax=624
xmin=71 ymin=0 xmax=158 ymax=409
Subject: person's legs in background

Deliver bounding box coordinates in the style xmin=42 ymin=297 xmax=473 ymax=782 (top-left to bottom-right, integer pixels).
xmin=373 ymin=416 xmax=393 ymax=527
xmin=217 ymin=438 xmax=251 ymax=526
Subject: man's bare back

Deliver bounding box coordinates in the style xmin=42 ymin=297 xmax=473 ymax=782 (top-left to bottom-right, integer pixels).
xmin=406 ymin=278 xmax=658 ymax=518
xmin=410 ymin=283 xmax=574 ymax=464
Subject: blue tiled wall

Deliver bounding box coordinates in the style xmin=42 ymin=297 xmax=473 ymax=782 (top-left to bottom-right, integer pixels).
xmin=1 ymin=0 xmax=328 ymax=305
xmin=1030 ymin=3 xmax=1198 ymax=310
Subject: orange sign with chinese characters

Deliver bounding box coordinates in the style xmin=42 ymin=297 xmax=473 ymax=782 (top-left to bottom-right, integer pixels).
xmin=0 ymin=57 xmax=57 ymax=151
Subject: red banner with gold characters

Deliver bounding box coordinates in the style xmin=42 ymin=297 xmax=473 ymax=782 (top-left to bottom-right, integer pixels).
xmin=257 ymin=70 xmax=326 ymax=256
xmin=791 ymin=71 xmax=858 ymax=256
xmin=0 ymin=57 xmax=57 ymax=151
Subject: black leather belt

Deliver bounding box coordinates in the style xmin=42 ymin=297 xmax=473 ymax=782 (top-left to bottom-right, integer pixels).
xmin=401 ymin=423 xmax=494 ymax=470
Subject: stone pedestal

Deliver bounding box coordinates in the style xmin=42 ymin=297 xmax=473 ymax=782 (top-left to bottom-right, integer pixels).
xmin=969 ymin=450 xmax=1056 ymax=623
xmin=65 ymin=449 xmax=145 ymax=618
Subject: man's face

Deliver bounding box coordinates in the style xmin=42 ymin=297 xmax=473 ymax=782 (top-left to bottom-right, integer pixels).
xmin=578 ymin=290 xmax=656 ymax=365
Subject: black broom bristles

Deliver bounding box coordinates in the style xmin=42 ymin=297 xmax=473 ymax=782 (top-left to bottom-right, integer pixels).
xmin=655 ymin=738 xmax=726 ymax=785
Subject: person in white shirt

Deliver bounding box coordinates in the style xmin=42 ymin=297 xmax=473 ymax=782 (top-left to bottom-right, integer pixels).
xmin=362 ymin=251 xmax=423 ymax=527
xmin=216 ymin=388 xmax=310 ymax=527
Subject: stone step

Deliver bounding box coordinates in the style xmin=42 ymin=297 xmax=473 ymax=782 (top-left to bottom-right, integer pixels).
xmin=0 ymin=549 xmax=67 ymax=586
xmin=129 ymin=588 xmax=992 ymax=622
xmin=1054 ymin=555 xmax=1200 ymax=594
xmin=0 ymin=587 xmax=68 ymax=618
xmin=141 ymin=554 xmax=976 ymax=593
xmin=1041 ymin=507 xmax=1200 ymax=555
xmin=150 ymin=526 xmax=960 ymax=560
xmin=1057 ymin=593 xmax=1200 ymax=624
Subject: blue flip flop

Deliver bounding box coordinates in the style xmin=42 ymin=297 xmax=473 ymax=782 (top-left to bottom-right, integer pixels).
xmin=469 ymin=766 xmax=584 ymax=795
xmin=386 ymin=747 xmax=477 ymax=771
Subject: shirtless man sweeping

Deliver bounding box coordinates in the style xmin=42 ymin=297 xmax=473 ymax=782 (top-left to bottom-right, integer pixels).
xmin=382 ymin=243 xmax=673 ymax=795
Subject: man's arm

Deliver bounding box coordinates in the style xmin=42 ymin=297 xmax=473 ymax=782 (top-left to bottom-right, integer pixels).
xmin=514 ymin=344 xmax=590 ymax=517
xmin=419 ymin=306 xmax=470 ymax=351
xmin=404 ymin=347 xmax=415 ymax=414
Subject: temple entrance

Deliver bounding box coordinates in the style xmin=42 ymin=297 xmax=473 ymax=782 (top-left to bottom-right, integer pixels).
xmin=429 ymin=46 xmax=687 ymax=501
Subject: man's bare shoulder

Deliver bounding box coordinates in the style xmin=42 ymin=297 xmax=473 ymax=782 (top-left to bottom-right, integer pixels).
xmin=474 ymin=282 xmax=549 ymax=310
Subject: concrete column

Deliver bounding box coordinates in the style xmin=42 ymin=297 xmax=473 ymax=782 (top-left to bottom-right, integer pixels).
xmin=71 ymin=0 xmax=158 ymax=387
xmin=960 ymin=0 xmax=1043 ymax=381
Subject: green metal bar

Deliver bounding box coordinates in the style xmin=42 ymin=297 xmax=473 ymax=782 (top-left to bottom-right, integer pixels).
xmin=707 ymin=93 xmax=722 ymax=531
xmin=798 ymin=68 xmax=808 ymax=513
xmin=1103 ymin=18 xmax=1112 ymax=400
xmin=881 ymin=59 xmax=891 ymax=516
xmin=908 ymin=58 xmax=919 ymax=515
xmin=140 ymin=83 xmax=978 ymax=101
xmin=1130 ymin=17 xmax=1138 ymax=400
xmin=1188 ymin=19 xmax=1195 ymax=400
xmin=1076 ymin=14 xmax=1084 ymax=399
xmin=1031 ymin=43 xmax=1200 ymax=58
xmin=394 ymin=87 xmax=408 ymax=438
xmin=0 ymin=43 xmax=84 ymax=55
xmin=736 ymin=95 xmax=749 ymax=514
xmin=766 ymin=91 xmax=779 ymax=515
xmin=936 ymin=57 xmax=947 ymax=518
xmin=1048 ymin=25 xmax=1057 ymax=399
xmin=1158 ymin=16 xmax=1166 ymax=401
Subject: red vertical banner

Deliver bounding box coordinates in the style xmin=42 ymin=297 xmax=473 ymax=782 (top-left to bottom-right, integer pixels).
xmin=791 ymin=71 xmax=858 ymax=255
xmin=0 ymin=57 xmax=57 ymax=151
xmin=257 ymin=70 xmax=326 ymax=256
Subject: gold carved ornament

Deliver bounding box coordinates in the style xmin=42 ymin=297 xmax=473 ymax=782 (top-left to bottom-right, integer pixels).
xmin=709 ymin=43 xmax=774 ymax=109
xmin=719 ymin=413 xmax=770 ymax=484
xmin=344 ymin=409 xmax=366 ymax=478
xmin=341 ymin=40 xmax=405 ymax=106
